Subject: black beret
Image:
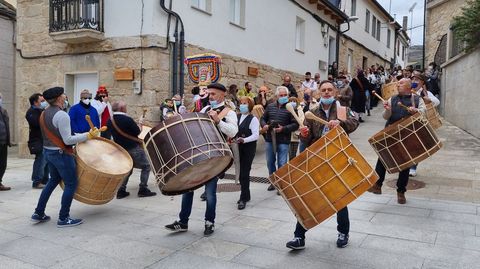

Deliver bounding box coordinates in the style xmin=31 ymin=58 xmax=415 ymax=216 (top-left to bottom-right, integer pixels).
xmin=207 ymin=83 xmax=227 ymax=92
xmin=43 ymin=87 xmax=64 ymax=100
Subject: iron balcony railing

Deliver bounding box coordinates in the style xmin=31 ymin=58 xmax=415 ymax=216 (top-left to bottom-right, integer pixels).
xmin=49 ymin=0 xmax=104 ymax=33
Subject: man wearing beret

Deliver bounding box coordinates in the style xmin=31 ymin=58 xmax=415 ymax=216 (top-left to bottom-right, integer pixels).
xmin=31 ymin=87 xmax=100 ymax=227
xmin=69 ymin=89 xmax=100 ymax=134
xmin=165 ymin=83 xmax=238 ymax=237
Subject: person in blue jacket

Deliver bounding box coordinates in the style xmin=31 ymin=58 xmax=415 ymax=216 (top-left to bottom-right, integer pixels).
xmin=68 ymin=89 xmax=100 ymax=134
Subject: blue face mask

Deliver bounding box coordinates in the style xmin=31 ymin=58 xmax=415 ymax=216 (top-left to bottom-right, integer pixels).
xmin=209 ymin=100 xmax=218 ymax=108
xmin=411 ymin=82 xmax=418 ymax=89
xmin=278 ymin=96 xmax=289 ymax=105
xmin=239 ymin=104 xmax=249 ymax=114
xmin=320 ymin=97 xmax=335 ymax=105
xmin=40 ymin=101 xmax=48 ymax=109
xmin=175 ymin=101 xmax=181 ymax=106
xmin=290 ymin=102 xmax=297 ymax=109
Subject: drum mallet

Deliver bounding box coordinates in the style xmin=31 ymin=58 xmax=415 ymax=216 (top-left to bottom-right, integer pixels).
xmin=85 ymin=115 xmax=108 ymax=132
xmin=286 ymin=102 xmax=304 ymax=128
xmin=396 ymin=102 xmax=412 ymax=111
xmin=371 ymin=90 xmax=386 ymax=103
xmin=304 ymin=111 xmax=329 ymax=125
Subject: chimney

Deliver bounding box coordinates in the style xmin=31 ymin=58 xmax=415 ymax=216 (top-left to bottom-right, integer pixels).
xmin=402 ymin=16 xmax=408 ymax=31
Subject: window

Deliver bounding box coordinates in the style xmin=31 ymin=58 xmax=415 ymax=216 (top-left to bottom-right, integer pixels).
xmin=230 ymin=0 xmax=245 ymax=27
xmin=372 ymin=16 xmax=377 ymax=38
xmin=402 ymin=46 xmax=405 ymax=61
xmin=347 ymin=49 xmax=353 ymax=73
xmin=387 ymin=29 xmax=391 ymax=48
xmin=295 ymin=17 xmax=305 ymax=52
xmin=191 ymin=0 xmax=211 ymax=13
xmin=351 ymin=0 xmax=356 ymax=16
xmin=365 ymin=9 xmax=370 ymax=32
xmin=376 ymin=20 xmax=381 ymax=41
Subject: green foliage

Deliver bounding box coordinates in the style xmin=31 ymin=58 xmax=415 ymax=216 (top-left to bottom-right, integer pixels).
xmin=452 ymin=0 xmax=480 ymax=52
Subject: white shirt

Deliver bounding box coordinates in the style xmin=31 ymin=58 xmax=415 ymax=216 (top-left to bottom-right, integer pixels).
xmin=201 ymin=102 xmax=238 ymax=138
xmin=91 ymin=99 xmax=113 ymax=124
xmin=415 ymin=87 xmax=440 ymax=107
xmin=302 ymin=80 xmax=317 ymax=90
xmin=238 ymin=114 xmax=259 ymax=143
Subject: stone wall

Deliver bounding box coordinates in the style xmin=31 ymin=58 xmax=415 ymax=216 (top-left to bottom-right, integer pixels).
xmin=0 ymin=16 xmax=15 ymax=143
xmin=425 ymin=0 xmax=468 ymax=65
xmin=440 ymin=48 xmax=480 ymax=139
xmin=338 ymin=36 xmax=391 ymax=74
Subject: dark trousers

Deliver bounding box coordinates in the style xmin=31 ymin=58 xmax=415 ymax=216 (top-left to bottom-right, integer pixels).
xmin=0 ymin=144 xmax=7 ymax=184
xmin=101 ymin=129 xmax=112 ymax=139
xmin=289 ymin=141 xmax=299 ymax=161
xmin=374 ymin=159 xmax=409 ymax=193
xmin=294 ymin=207 xmax=350 ymax=239
xmin=238 ymin=141 xmax=256 ymax=202
xmin=120 ymin=145 xmax=151 ymax=191
xmin=32 ymin=152 xmax=49 ymax=186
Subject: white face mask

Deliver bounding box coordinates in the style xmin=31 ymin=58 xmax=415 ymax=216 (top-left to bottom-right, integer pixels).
xmin=82 ymin=99 xmax=91 ymax=105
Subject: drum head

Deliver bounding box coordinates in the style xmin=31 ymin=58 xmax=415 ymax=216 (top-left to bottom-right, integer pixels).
xmin=76 ymin=138 xmax=133 ymax=176
xmin=160 ymin=156 xmax=232 ymax=195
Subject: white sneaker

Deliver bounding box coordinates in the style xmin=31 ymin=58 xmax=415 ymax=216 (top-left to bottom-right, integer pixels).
xmin=409 ymin=169 xmax=417 ymax=177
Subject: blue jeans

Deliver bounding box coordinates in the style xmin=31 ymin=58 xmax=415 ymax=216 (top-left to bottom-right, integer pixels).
xmin=120 ymin=145 xmax=151 ymax=190
xmin=265 ymin=142 xmax=289 ymax=175
xmin=31 ymin=152 xmax=49 ymax=186
xmin=179 ymin=177 xmax=218 ymax=224
xmin=298 ymin=140 xmax=308 ymax=154
xmin=34 ymin=149 xmax=78 ymax=220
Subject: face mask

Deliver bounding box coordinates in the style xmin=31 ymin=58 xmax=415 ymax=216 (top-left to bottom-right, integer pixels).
xmin=320 ymin=97 xmax=335 ymax=105
xmin=411 ymin=82 xmax=418 ymax=89
xmin=64 ymin=100 xmax=69 ymax=108
xmin=278 ymin=96 xmax=289 ymax=105
xmin=40 ymin=101 xmax=48 ymax=109
xmin=239 ymin=104 xmax=249 ymax=114
xmin=336 ymin=81 xmax=345 ymax=88
xmin=290 ymin=102 xmax=297 ymax=109
xmin=82 ymin=99 xmax=91 ymax=105
xmin=305 ymin=78 xmax=310 ymax=82
xmin=209 ymin=100 xmax=218 ymax=108
xmin=428 ymin=66 xmax=433 ymax=70
xmin=175 ymin=101 xmax=181 ymax=106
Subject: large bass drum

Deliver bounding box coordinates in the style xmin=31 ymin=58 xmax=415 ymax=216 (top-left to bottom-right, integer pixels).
xmin=144 ymin=113 xmax=233 ymax=195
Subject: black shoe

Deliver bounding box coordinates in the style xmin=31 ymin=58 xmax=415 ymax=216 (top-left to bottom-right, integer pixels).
xmin=359 ymin=118 xmax=365 ymax=123
xmin=237 ymin=198 xmax=250 ymax=204
xmin=165 ymin=220 xmax=188 ymax=232
xmin=336 ymin=233 xmax=349 ymax=248
xmin=116 ymin=189 xmax=130 ymax=199
xmin=138 ymin=188 xmax=157 ymax=197
xmin=200 ymin=192 xmax=206 ymax=201
xmin=267 ymin=184 xmax=275 ymax=191
xmin=367 ymin=112 xmax=371 ymax=116
xmin=286 ymin=237 xmax=305 ymax=250
xmin=204 ymin=221 xmax=215 ymax=236
xmin=237 ymin=200 xmax=246 ymax=210
xmin=32 ymin=183 xmax=45 ymax=189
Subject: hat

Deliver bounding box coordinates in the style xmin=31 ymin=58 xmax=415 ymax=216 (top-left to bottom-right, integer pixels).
xmin=97 ymin=85 xmax=108 ymax=95
xmin=80 ymin=89 xmax=92 ymax=98
xmin=43 ymin=87 xmax=64 ymax=100
xmin=207 ymin=82 xmax=227 ymax=92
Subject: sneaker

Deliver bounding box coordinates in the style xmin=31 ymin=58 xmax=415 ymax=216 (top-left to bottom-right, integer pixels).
xmin=286 ymin=237 xmax=305 ymax=250
xmin=138 ymin=188 xmax=157 ymax=197
xmin=367 ymin=184 xmax=382 ymax=195
xmin=397 ymin=192 xmax=407 ymax=204
xmin=237 ymin=200 xmax=246 ymax=210
xmin=31 ymin=213 xmax=51 ymax=223
xmin=267 ymin=184 xmax=275 ymax=191
xmin=409 ymin=169 xmax=417 ymax=177
xmin=57 ymin=217 xmax=83 ymax=228
xmin=165 ymin=221 xmax=188 ymax=232
xmin=200 ymin=192 xmax=207 ymax=201
xmin=336 ymin=233 xmax=349 ymax=248
xmin=116 ymin=189 xmax=130 ymax=199
xmin=204 ymin=221 xmax=215 ymax=236
xmin=32 ymin=183 xmax=45 ymax=189
xmin=359 ymin=117 xmax=365 ymax=123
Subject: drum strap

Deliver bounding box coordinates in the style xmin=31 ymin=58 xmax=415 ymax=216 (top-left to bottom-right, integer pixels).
xmin=39 ymin=112 xmax=74 ymax=155
xmin=217 ymin=107 xmax=231 ymax=121
xmin=355 ymin=78 xmax=364 ymax=92
xmin=110 ymin=116 xmax=143 ymax=145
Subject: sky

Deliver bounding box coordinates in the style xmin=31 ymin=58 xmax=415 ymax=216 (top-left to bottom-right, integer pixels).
xmin=376 ymin=0 xmax=425 ymax=45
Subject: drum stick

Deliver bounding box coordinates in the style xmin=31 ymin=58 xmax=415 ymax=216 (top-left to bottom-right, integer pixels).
xmin=397 ymin=102 xmax=410 ymax=111
xmin=99 ymin=126 xmax=108 ymax=132
xmin=286 ymin=103 xmax=304 ymax=127
xmin=371 ymin=91 xmax=386 ymax=103
xmin=410 ymin=89 xmax=419 ymax=96
xmin=85 ymin=115 xmax=95 ymax=130
xmin=297 ymin=106 xmax=305 ymax=123
xmin=304 ymin=111 xmax=329 ymax=125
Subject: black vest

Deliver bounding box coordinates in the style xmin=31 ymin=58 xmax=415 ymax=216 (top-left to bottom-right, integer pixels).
xmin=387 ymin=94 xmax=420 ymax=126
xmin=205 ymin=105 xmax=228 ymax=139
xmin=236 ymin=114 xmax=253 ymax=138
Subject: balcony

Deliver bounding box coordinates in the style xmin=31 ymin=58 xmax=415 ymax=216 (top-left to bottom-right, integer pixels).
xmin=49 ymin=0 xmax=105 ymax=44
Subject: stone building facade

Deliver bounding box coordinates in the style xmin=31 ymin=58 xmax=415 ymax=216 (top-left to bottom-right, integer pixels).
xmin=425 ymin=0 xmax=468 ymax=65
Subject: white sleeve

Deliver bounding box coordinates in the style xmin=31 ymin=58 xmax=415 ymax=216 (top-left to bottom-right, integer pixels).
xmin=427 ymin=91 xmax=440 ymax=107
xmin=91 ymin=100 xmax=105 ymax=115
xmin=52 ymin=111 xmax=88 ymax=145
xmin=382 ymin=98 xmax=392 ymax=120
xmin=243 ymin=116 xmax=259 ymax=143
xmin=217 ymin=110 xmax=239 ymax=138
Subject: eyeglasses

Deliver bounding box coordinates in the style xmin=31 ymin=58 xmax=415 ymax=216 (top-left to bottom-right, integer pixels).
xmin=81 ymin=97 xmax=92 ymax=100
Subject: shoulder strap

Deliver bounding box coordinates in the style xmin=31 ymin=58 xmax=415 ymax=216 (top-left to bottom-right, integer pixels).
xmin=39 ymin=112 xmax=74 ymax=155
xmin=355 ymin=78 xmax=364 ymax=92
xmin=111 ymin=116 xmax=143 ymax=144
xmin=218 ymin=107 xmax=231 ymax=121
